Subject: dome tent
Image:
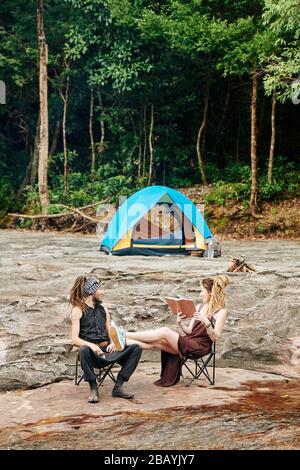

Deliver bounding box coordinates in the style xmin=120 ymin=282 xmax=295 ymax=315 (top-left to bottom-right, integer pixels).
xmin=100 ymin=185 xmax=212 ymax=256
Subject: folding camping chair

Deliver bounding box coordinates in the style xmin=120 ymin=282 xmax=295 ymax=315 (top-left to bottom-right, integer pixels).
xmin=74 ymin=348 xmax=117 ymax=388
xmin=181 ymin=342 xmax=216 ymax=387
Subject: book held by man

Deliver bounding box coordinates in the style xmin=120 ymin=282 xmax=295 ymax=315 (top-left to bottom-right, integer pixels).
xmin=164 ymin=297 xmax=196 ymax=317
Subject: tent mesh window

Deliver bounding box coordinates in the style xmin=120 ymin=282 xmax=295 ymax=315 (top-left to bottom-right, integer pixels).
xmin=132 ymin=203 xmax=196 ymax=246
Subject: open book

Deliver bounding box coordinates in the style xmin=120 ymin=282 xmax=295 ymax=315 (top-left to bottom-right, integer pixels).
xmin=165 ymin=297 xmax=196 ymax=318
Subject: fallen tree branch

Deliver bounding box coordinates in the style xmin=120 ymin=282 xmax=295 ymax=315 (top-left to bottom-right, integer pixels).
xmin=7 ymin=199 xmax=108 ymax=222
xmin=54 ymin=204 xmax=99 ymax=223
xmin=8 ymin=211 xmax=72 ymax=219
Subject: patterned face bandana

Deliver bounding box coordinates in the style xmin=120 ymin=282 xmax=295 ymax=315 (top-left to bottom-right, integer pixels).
xmin=83 ymin=277 xmax=101 ymax=296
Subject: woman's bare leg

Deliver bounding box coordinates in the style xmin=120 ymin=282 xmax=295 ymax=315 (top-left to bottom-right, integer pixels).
xmin=126 ymin=327 xmax=180 ymax=353
xmin=126 ymin=337 xmax=178 ymax=355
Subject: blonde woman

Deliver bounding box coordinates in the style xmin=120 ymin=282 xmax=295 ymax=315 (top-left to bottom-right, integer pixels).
xmin=110 ymin=275 xmax=230 ymax=386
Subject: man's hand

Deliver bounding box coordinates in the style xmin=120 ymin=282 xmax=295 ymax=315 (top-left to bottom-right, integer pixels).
xmin=106 ymin=343 xmax=116 ymax=353
xmin=90 ymin=343 xmax=104 ymax=355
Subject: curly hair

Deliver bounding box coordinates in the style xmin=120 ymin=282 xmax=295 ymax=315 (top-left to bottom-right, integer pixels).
xmin=69 ymin=275 xmax=88 ymax=313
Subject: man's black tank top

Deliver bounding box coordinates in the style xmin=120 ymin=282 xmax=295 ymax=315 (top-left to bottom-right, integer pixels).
xmin=79 ymin=301 xmax=110 ymax=344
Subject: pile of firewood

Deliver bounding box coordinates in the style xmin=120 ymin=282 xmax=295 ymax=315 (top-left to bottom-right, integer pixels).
xmin=227 ymin=257 xmax=256 ymax=273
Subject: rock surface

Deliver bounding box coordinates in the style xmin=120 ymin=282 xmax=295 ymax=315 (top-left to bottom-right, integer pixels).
xmin=0 ymin=365 xmax=299 ymax=450
xmin=0 ymin=230 xmax=300 ymax=390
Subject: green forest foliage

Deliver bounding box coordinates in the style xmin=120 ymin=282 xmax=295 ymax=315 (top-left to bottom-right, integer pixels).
xmin=0 ymin=0 xmax=299 ymax=214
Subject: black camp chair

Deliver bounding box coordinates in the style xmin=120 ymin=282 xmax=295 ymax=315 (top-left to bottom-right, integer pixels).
xmin=74 ymin=348 xmax=117 ymax=388
xmin=181 ymin=342 xmax=216 ymax=387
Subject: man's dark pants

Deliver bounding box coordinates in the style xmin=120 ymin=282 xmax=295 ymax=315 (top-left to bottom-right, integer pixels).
xmin=79 ymin=344 xmax=142 ymax=384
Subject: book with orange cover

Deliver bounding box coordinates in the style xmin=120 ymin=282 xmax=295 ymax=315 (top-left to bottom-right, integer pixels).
xmin=164 ymin=297 xmax=196 ymax=317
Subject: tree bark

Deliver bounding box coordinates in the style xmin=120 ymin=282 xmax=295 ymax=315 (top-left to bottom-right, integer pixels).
xmin=37 ymin=0 xmax=49 ymax=214
xmin=148 ymin=104 xmax=154 ymax=186
xmin=196 ymin=75 xmax=210 ymax=185
xmin=18 ymin=115 xmax=39 ymax=194
xmin=163 ymin=161 xmax=166 ymax=186
xmin=250 ymin=64 xmax=258 ymax=215
xmin=30 ymin=113 xmax=40 ymax=185
xmin=97 ymin=89 xmax=105 ymax=158
xmin=61 ymin=75 xmax=69 ymax=191
xmin=235 ymin=109 xmax=240 ymax=163
xmin=213 ymin=82 xmax=230 ymax=155
xmin=137 ymin=104 xmax=142 ymax=178
xmin=89 ymin=88 xmax=96 ymax=174
xmin=49 ymin=118 xmax=61 ymax=159
xmin=268 ymin=93 xmax=276 ymax=183
xmin=142 ymin=104 xmax=147 ymax=177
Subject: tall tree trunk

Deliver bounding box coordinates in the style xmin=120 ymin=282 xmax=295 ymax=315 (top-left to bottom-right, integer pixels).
xmin=268 ymin=93 xmax=276 ymax=183
xmin=196 ymin=75 xmax=211 ymax=185
xmin=235 ymin=108 xmax=241 ymax=162
xmin=129 ymin=113 xmax=137 ymax=170
xmin=30 ymin=113 xmax=40 ymax=185
xmin=163 ymin=161 xmax=166 ymax=186
xmin=213 ymin=82 xmax=230 ymax=155
xmin=18 ymin=115 xmax=40 ymax=197
xmin=89 ymin=88 xmax=96 ymax=174
xmin=19 ymin=159 xmax=33 ymax=195
xmin=250 ymin=64 xmax=258 ymax=215
xmin=257 ymin=95 xmax=266 ymax=140
xmin=97 ymin=89 xmax=105 ymax=159
xmin=62 ymin=76 xmax=69 ymax=191
xmin=18 ymin=141 xmax=35 ymax=197
xmin=37 ymin=0 xmax=49 ymax=214
xmin=148 ymin=104 xmax=154 ymax=186
xmin=142 ymin=104 xmax=147 ymax=177
xmin=49 ymin=118 xmax=61 ymax=159
xmin=137 ymin=104 xmax=142 ymax=178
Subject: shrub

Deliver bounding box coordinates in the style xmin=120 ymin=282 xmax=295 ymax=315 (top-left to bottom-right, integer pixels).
xmin=0 ymin=177 xmax=15 ymax=213
xmin=205 ymin=162 xmax=221 ymax=183
xmin=204 ymin=181 xmax=250 ymax=206
xmin=23 ymin=185 xmax=41 ymax=214
xmin=223 ymin=163 xmax=251 ymax=183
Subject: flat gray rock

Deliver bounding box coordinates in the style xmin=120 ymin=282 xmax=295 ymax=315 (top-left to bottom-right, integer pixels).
xmin=0 ymin=230 xmax=299 ymax=390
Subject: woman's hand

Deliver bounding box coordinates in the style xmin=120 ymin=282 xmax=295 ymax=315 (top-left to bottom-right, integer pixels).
xmin=193 ymin=310 xmax=210 ymax=326
xmin=177 ymin=312 xmax=187 ymax=325
xmin=106 ymin=343 xmax=116 ymax=353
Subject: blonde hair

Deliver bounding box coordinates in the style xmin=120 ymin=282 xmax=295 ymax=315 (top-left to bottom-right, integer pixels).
xmin=201 ymin=274 xmax=230 ymax=317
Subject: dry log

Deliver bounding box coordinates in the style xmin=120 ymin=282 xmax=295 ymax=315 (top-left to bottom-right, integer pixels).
xmin=227 ymin=257 xmax=256 ymax=273
xmin=7 ymin=199 xmax=108 ymax=222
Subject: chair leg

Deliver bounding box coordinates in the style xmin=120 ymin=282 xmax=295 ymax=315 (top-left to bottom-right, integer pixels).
xmin=74 ymin=356 xmax=118 ymax=388
xmin=75 ymin=353 xmax=84 ymax=386
xmin=75 ymin=355 xmax=78 ymax=386
xmin=108 ymin=368 xmax=116 ymax=383
xmin=182 ymin=352 xmax=216 ymax=386
xmin=96 ymin=366 xmax=114 ymax=387
xmin=200 ymin=354 xmax=215 ymax=385
xmin=182 ymin=359 xmax=197 ymax=387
